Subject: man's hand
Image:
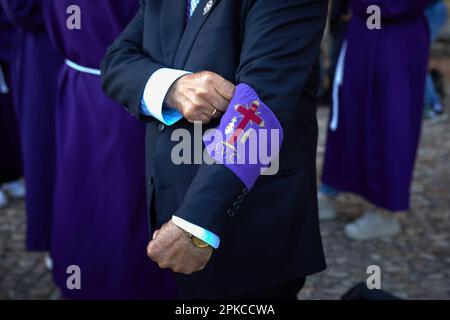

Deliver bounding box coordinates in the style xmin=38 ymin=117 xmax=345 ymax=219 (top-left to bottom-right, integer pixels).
xmin=147 ymin=220 xmax=214 ymax=275
xmin=164 ymin=71 xmax=235 ymax=124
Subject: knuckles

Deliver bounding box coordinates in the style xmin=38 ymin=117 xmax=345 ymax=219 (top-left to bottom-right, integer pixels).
xmin=147 ymin=248 xmax=155 ymax=260
xmin=198 ymin=71 xmax=215 ymax=84
xmin=195 ymin=87 xmax=210 ymax=99
xmin=147 ymin=248 xmax=208 ymax=275
xmin=190 ymin=96 xmax=204 ymax=109
xmin=147 ymin=244 xmax=157 ymax=258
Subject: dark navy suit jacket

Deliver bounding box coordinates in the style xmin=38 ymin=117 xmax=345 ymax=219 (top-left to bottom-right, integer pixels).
xmin=102 ymin=0 xmax=328 ymax=299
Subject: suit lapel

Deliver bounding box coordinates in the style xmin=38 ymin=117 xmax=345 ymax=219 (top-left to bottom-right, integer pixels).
xmin=159 ymin=0 xmax=186 ymax=66
xmin=173 ymin=0 xmax=222 ymax=69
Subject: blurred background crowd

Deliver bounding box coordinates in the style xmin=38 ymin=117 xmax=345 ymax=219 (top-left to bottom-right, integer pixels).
xmin=0 ymin=0 xmax=449 ymax=300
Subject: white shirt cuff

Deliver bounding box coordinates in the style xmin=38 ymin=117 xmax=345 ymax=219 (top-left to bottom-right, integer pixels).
xmin=140 ymin=68 xmax=191 ymax=125
xmin=172 ymin=216 xmax=221 ymax=249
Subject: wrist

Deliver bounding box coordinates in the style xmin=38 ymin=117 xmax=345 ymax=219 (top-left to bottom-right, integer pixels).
xmin=164 ymin=76 xmax=186 ymax=111
xmin=177 ymin=226 xmax=212 ymax=249
xmin=185 ymin=231 xmax=212 ymax=249
xmin=172 ymin=216 xmax=220 ymax=249
xmin=163 ymin=89 xmax=178 ymax=111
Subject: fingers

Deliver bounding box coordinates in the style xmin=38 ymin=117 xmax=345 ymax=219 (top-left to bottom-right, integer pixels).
xmin=146 ymin=233 xmax=213 ymax=275
xmin=208 ymin=89 xmax=230 ymax=113
xmin=185 ymin=111 xmax=212 ymax=125
xmin=147 ymin=239 xmax=191 ymax=273
xmin=185 ymin=79 xmax=230 ymax=119
xmin=210 ymin=108 xmax=223 ymax=120
xmin=188 ymin=92 xmax=217 ymax=120
xmin=211 ymin=76 xmax=235 ymax=102
xmin=167 ymin=71 xmax=235 ymax=124
xmin=176 ymin=94 xmax=210 ymax=124
xmin=198 ymin=71 xmax=235 ymax=103
xmin=147 ymin=237 xmax=173 ymax=268
xmin=147 ymin=241 xmax=157 ymax=262
xmin=182 ymin=95 xmax=219 ymax=124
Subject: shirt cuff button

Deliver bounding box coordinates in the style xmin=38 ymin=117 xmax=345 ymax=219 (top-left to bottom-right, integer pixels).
xmin=157 ymin=123 xmax=166 ymax=132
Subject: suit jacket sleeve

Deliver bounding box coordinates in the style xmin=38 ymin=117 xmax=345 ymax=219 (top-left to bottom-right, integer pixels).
xmin=101 ymin=0 xmax=164 ymax=119
xmin=175 ymin=0 xmax=328 ymax=237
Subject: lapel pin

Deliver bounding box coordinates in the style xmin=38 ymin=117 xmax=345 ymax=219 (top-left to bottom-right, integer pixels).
xmin=203 ymin=0 xmax=214 ymax=16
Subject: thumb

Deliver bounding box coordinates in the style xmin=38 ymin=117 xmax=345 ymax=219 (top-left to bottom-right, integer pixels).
xmin=152 ymin=230 xmax=160 ymax=240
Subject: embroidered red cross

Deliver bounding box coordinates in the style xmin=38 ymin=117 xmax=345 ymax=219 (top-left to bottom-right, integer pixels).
xmin=228 ymin=101 xmax=263 ymax=145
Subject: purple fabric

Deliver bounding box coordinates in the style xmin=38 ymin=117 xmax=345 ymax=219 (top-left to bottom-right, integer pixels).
xmin=204 ymin=83 xmax=283 ymax=189
xmin=351 ymin=0 xmax=432 ymax=20
xmin=321 ymin=0 xmax=431 ymax=211
xmin=1 ymin=0 xmax=61 ymax=251
xmin=0 ymin=6 xmax=15 ymax=62
xmin=43 ymin=0 xmax=176 ymax=299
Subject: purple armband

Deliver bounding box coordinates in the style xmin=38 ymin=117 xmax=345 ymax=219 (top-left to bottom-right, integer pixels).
xmin=203 ymin=83 xmax=284 ymax=189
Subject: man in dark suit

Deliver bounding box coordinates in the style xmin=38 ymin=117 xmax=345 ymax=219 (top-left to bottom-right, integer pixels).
xmin=101 ymin=0 xmax=328 ymax=299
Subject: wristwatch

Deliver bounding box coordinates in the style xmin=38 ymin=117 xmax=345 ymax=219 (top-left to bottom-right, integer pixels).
xmin=183 ymin=231 xmax=211 ymax=248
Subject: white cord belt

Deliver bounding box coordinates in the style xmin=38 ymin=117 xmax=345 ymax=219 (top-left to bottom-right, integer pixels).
xmin=0 ymin=64 xmax=10 ymax=94
xmin=330 ymin=40 xmax=348 ymax=132
xmin=65 ymin=59 xmax=101 ymax=76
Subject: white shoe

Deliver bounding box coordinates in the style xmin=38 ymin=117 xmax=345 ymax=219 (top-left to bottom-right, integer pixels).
xmin=344 ymin=209 xmax=401 ymax=240
xmin=0 ymin=190 xmax=8 ymax=208
xmin=45 ymin=253 xmax=53 ymax=271
xmin=3 ymin=179 xmax=26 ymax=198
xmin=318 ymin=193 xmax=337 ymax=221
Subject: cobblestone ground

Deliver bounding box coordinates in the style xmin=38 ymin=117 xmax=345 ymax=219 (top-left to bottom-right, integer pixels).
xmin=298 ymin=58 xmax=450 ymax=300
xmin=298 ymin=106 xmax=450 ymax=300
xmin=1 ymin=72 xmax=450 ymax=301
xmin=0 ymin=199 xmax=60 ymax=299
